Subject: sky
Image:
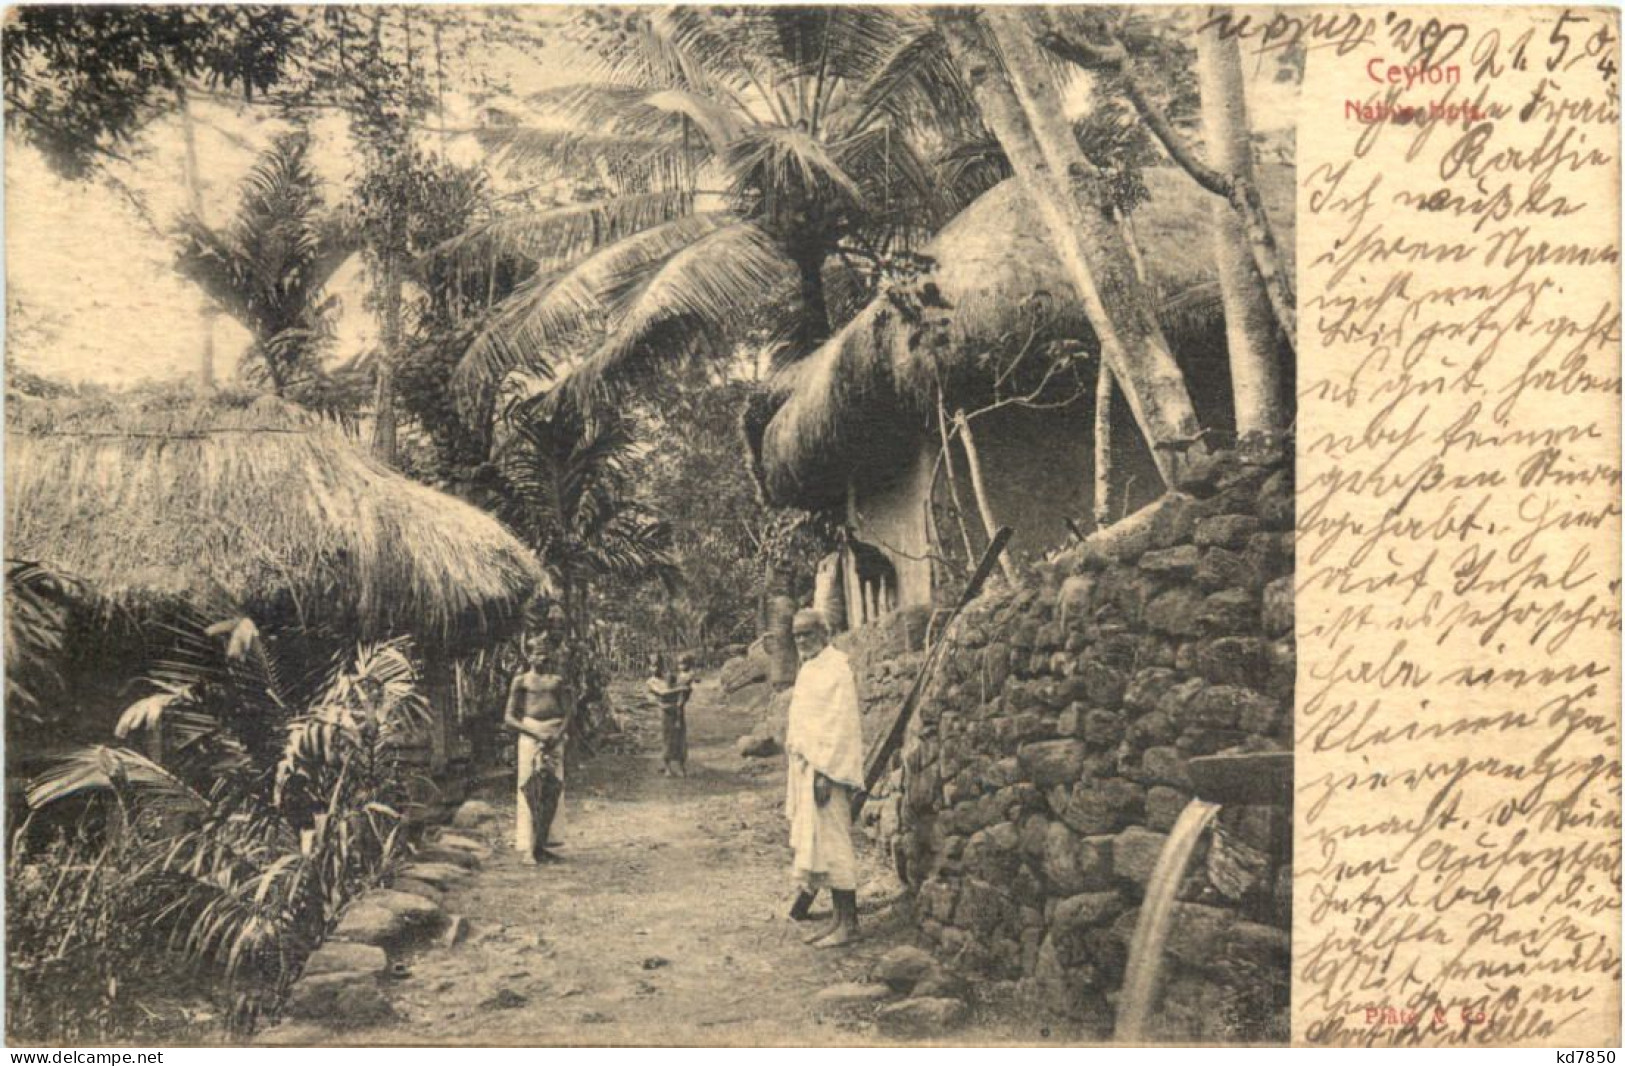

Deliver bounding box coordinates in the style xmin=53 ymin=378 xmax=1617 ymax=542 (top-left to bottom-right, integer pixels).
xmin=2 ymin=8 xmax=1298 ymax=392
xmin=3 ymin=7 xmax=577 ymax=389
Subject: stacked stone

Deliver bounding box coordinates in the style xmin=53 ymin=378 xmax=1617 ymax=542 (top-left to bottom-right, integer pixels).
xmin=890 ymin=446 xmax=1293 ymax=1041
xmin=836 ymin=605 xmax=931 ymax=745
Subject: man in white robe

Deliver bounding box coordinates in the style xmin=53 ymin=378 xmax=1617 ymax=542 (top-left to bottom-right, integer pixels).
xmin=785 ymin=608 xmax=864 ymax=947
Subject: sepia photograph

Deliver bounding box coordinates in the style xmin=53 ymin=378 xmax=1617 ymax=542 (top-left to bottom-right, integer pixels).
xmin=6 ymin=1 xmax=1309 ymax=1049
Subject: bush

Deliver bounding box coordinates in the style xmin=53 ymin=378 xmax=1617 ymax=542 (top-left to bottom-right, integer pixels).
xmin=10 ymin=622 xmax=428 ymax=1040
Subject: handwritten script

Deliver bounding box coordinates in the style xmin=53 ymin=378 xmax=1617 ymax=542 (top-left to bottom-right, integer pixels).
xmin=1292 ymin=6 xmax=1621 ymax=1047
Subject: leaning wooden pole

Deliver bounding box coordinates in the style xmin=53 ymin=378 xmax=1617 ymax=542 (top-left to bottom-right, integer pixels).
xmin=177 ymin=86 xmax=216 ymax=389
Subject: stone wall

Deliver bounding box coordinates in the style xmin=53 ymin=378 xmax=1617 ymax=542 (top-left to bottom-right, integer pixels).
xmin=835 ymin=605 xmax=932 ymax=745
xmin=888 ymin=447 xmax=1294 ymax=1042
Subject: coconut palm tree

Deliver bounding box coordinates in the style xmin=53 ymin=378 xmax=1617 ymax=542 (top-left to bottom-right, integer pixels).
xmin=173 ymin=130 xmax=355 ymax=397
xmin=442 ymin=6 xmax=988 ymax=404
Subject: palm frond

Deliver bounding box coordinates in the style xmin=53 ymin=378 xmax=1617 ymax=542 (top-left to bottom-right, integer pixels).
xmin=757 ymin=6 xmax=901 ymax=85
xmin=934 ymin=137 xmax=1015 ymax=215
xmin=726 ymin=127 xmax=867 ymax=212
xmin=526 ymin=83 xmax=683 ymax=135
xmin=833 ymin=25 xmax=979 ymax=140
xmin=4 ymin=559 xmax=75 ymax=714
xmin=426 ymin=190 xmax=694 ymax=273
xmin=452 ymin=213 xmax=735 ymax=400
xmin=602 ymin=11 xmax=726 ymax=94
xmin=562 ymin=222 xmax=796 ymax=400
xmin=27 ymin=746 xmax=209 ymax=815
xmin=835 ymin=125 xmax=948 ymax=228
xmin=474 ymin=125 xmax=692 ymax=188
xmin=640 ymin=88 xmax=747 ymax=151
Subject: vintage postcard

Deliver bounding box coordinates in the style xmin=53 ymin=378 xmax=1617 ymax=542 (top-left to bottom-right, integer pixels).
xmin=2 ymin=3 xmax=1618 ymax=1050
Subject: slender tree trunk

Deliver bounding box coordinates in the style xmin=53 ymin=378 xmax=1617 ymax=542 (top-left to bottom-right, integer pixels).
xmin=373 ymin=256 xmax=402 ymax=464
xmin=1198 ymin=12 xmax=1286 ymax=438
xmin=936 ymin=395 xmax=979 ymax=565
xmin=939 ymin=8 xmax=1206 ymax=487
xmin=1094 ymin=361 xmax=1117 ymax=527
xmin=766 ymin=561 xmax=797 ymax=687
xmin=953 ymin=410 xmax=1017 ymax=584
xmin=177 ymin=87 xmax=216 ymax=390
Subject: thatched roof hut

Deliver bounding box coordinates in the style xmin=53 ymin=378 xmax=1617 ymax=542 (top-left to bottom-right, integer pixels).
xmin=6 ymin=391 xmax=546 ymax=653
xmin=761 ymin=166 xmax=1295 ymax=508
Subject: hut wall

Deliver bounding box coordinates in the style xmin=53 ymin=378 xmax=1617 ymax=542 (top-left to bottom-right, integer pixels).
xmin=847 ymin=441 xmax=937 ymax=612
xmin=862 ymin=448 xmax=1294 ymax=1040
xmin=942 ymin=392 xmax=1170 ymax=570
xmin=964 ymin=402 xmax=1094 ymax=564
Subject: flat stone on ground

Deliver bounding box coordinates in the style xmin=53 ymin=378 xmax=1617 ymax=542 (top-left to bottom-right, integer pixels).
xmin=303 ymin=942 xmax=388 ymax=977
xmin=414 ymin=845 xmax=479 ymax=870
xmin=283 ymin=971 xmax=397 ymax=1027
xmin=332 ymin=902 xmax=405 ymax=947
xmin=399 ymin=861 xmax=472 ymax=889
xmin=451 ymin=800 xmax=499 ymax=829
xmin=438 ymin=832 xmax=490 ymax=854
xmin=875 ymin=996 xmax=969 ymax=1036
xmin=812 ymin=983 xmax=894 ymax=1010
xmin=390 ymin=878 xmax=444 ymax=905
xmin=736 ymin=733 xmax=780 ymax=758
xmin=370 ymin=889 xmax=444 ymax=924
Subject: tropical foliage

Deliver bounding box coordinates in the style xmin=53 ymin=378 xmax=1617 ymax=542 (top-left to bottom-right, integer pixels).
xmin=384 ymin=155 xmax=533 ymax=490
xmin=586 ymin=366 xmax=837 ymax=669
xmin=2 ymin=6 xmax=303 ymax=178
xmin=11 ymin=619 xmax=427 ymax=1039
xmin=443 ymin=6 xmax=995 ymax=405
xmin=485 ymin=394 xmax=678 ymax=619
xmin=173 ymin=131 xmax=355 ymax=399
xmin=3 ymin=560 xmax=77 ymax=726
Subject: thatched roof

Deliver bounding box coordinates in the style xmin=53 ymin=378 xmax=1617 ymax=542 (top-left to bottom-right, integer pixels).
xmin=761 ymin=165 xmax=1295 ymax=507
xmin=6 ymin=392 xmax=547 ymax=651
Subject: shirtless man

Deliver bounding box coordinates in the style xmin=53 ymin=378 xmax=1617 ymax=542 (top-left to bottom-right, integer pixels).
xmin=504 ymin=635 xmax=571 ymax=864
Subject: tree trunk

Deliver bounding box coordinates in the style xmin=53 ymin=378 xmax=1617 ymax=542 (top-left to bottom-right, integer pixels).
xmin=1094 ymin=361 xmax=1117 ymax=527
xmin=936 ymin=395 xmax=979 ymax=564
xmin=177 ymin=87 xmax=216 ymax=389
xmin=373 ymin=257 xmax=402 ymax=464
xmin=1036 ymin=27 xmax=1297 ymax=352
xmin=940 ymin=8 xmax=1207 ymax=487
xmin=1198 ymin=13 xmax=1287 ymax=438
xmin=953 ymin=410 xmax=1017 ymax=584
xmin=791 ymin=241 xmax=831 ymax=357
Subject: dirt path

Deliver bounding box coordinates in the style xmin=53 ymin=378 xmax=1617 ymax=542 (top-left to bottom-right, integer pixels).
xmin=319 ymin=678 xmax=1067 ymax=1046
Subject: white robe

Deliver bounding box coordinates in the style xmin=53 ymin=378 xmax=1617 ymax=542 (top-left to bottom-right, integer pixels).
xmin=785 ymin=644 xmax=863 ymax=891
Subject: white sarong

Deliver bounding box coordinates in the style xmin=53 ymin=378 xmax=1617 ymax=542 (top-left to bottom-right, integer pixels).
xmin=784 ymin=644 xmax=864 ymax=891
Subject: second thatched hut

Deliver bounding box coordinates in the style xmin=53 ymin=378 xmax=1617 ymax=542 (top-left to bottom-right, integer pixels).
xmin=758 ymin=166 xmax=1294 ymax=627
xmin=5 ymin=390 xmax=547 ymax=787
